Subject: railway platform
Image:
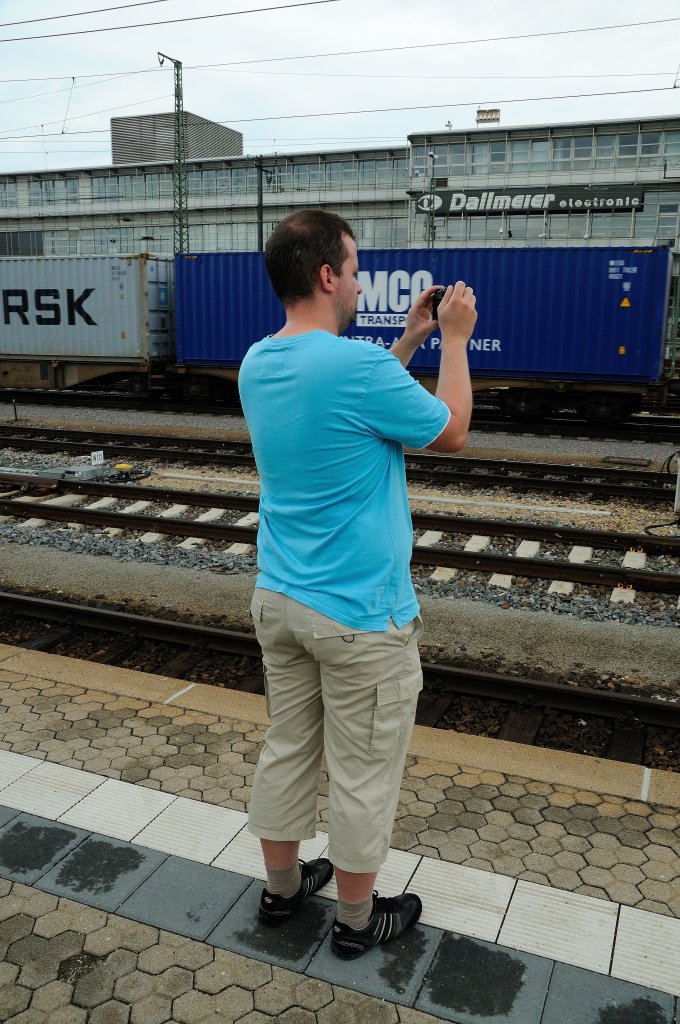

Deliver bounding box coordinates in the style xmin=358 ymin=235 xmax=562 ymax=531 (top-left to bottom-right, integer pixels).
xmin=0 ymin=645 xmax=677 ymax=1023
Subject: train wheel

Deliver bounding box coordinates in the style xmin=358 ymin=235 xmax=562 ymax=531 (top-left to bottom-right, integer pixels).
xmin=505 ymin=392 xmax=548 ymax=419
xmin=581 ymin=394 xmax=627 ymax=422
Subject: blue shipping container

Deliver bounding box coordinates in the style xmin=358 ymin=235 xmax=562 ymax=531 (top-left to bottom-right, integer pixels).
xmin=176 ymin=246 xmax=671 ymax=383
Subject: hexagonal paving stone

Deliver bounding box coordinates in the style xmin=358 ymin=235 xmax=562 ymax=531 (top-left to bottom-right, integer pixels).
xmin=194 ymin=951 xmax=271 ymax=994
xmin=7 ymin=930 xmax=84 ymax=989
xmin=71 ymin=948 xmax=138 ymax=1009
xmin=173 ymin=985 xmax=253 ymax=1022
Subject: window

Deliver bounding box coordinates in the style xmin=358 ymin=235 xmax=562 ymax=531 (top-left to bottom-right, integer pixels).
xmin=489 ymin=141 xmax=507 ymax=171
xmin=470 ymin=142 xmax=488 ymax=174
xmin=617 ymin=134 xmax=638 ymax=166
xmin=530 ymin=139 xmax=549 ymax=171
xmin=639 ymin=132 xmax=661 ymax=166
xmin=591 ymin=212 xmax=613 ymax=238
xmin=664 ymin=132 xmax=680 ymax=163
xmin=342 ymin=160 xmax=358 ymax=186
xmin=28 ymin=178 xmax=79 ymax=205
xmin=325 ymin=162 xmax=342 ymax=188
xmin=449 ymin=143 xmax=466 ymax=173
xmin=92 ymin=176 xmax=120 ymax=200
xmin=0 ymin=180 xmax=17 ymax=207
xmin=552 ymin=138 xmax=572 ymax=170
xmin=510 ymin=140 xmax=529 ymax=173
xmin=358 ymin=160 xmax=375 ymax=186
xmin=595 ymin=135 xmax=616 ymax=169
xmin=573 ymin=136 xmax=592 ymax=168
xmin=44 ymin=230 xmax=79 ymax=254
xmin=392 ymin=157 xmax=408 ymax=185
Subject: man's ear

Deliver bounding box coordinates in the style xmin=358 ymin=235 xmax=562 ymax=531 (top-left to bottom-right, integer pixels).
xmin=319 ymin=262 xmax=334 ymax=294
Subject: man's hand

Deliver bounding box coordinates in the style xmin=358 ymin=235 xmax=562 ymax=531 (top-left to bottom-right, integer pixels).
xmin=402 ymin=285 xmax=443 ymax=347
xmin=437 ymin=280 xmax=478 ymax=345
xmin=390 ymin=285 xmax=447 ymax=367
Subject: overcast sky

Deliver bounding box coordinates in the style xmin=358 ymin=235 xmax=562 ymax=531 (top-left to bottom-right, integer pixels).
xmin=0 ymin=0 xmax=678 ymax=173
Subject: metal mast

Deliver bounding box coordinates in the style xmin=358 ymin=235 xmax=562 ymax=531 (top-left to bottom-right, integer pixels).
xmin=426 ymin=151 xmax=437 ymax=248
xmin=158 ymin=52 xmax=189 ymax=255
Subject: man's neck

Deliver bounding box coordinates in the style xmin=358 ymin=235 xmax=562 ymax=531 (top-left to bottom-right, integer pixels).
xmin=273 ymin=301 xmax=339 ymax=338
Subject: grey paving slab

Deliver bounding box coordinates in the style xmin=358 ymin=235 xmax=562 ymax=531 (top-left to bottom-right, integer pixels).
xmin=0 ymin=805 xmax=20 ymax=830
xmin=416 ymin=932 xmax=554 ymax=1024
xmin=35 ymin=832 xmax=167 ymax=911
xmin=541 ymin=962 xmax=675 ymax=1024
xmin=208 ymin=880 xmax=336 ymax=972
xmin=307 ymin=921 xmax=442 ymax=1006
xmin=117 ymin=855 xmax=250 ymax=940
xmin=0 ymin=812 xmax=87 ymax=884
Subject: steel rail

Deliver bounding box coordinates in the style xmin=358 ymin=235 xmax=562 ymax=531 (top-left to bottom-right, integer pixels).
xmin=0 ymin=431 xmax=673 ymax=499
xmin=0 ymin=425 xmax=671 ymax=484
xmin=3 ymin=473 xmax=680 ymax=556
xmin=2 ymin=497 xmax=679 ymax=593
xmin=0 ymin=591 xmax=677 ymax=730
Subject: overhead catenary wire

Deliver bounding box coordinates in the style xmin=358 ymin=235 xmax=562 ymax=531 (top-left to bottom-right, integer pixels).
xmin=216 ymin=85 xmax=675 ymax=124
xmin=0 ymin=0 xmax=173 ymax=29
xmin=143 ymin=15 xmax=680 ymax=68
xmin=0 ymin=82 xmax=675 ymax=141
xmin=0 ymin=11 xmax=677 ymax=48
xmin=0 ymin=0 xmax=339 ymax=44
xmin=0 ymin=69 xmax=674 ymax=113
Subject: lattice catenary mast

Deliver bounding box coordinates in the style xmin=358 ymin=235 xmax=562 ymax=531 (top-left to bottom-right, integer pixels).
xmin=158 ymin=51 xmax=189 ymax=255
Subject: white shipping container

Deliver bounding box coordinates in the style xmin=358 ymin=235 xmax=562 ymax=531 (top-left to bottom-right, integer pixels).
xmin=0 ymin=254 xmax=174 ymax=361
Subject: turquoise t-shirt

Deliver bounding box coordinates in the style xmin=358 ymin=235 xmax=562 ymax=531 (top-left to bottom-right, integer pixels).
xmin=238 ymin=330 xmax=450 ymax=631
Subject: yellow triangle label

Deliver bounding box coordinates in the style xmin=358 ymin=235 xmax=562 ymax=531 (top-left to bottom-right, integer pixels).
xmin=620 ymin=297 xmax=631 ymax=307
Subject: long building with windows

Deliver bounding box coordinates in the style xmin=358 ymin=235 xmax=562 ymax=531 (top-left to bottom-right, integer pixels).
xmin=0 ymin=113 xmax=679 ymax=257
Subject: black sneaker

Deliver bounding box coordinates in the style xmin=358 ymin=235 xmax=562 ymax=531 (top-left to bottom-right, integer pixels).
xmin=258 ymin=858 xmax=334 ymax=927
xmin=330 ymin=891 xmax=423 ymax=960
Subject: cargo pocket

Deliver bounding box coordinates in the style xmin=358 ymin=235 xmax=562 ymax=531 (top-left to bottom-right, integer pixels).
xmin=250 ymin=590 xmax=265 ymax=622
xmin=262 ymin=663 xmax=272 ymax=719
xmin=368 ymin=670 xmax=423 ymax=757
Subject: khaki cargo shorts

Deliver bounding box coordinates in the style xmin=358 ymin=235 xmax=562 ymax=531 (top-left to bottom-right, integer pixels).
xmin=247 ymin=588 xmax=423 ymax=873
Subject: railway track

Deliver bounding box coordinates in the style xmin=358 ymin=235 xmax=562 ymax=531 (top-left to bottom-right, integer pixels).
xmin=1 ymin=474 xmax=679 ymax=603
xmin=3 ymin=389 xmax=680 ymax=441
xmin=0 ymin=426 xmax=676 ymax=501
xmin=1 ymin=591 xmax=677 ymax=768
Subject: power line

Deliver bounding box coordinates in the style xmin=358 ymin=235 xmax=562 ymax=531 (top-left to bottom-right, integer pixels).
xmin=0 ymin=73 xmax=143 ymax=107
xmin=1 ymin=81 xmax=675 ymax=141
xmin=0 ymin=11 xmax=677 ymax=79
xmin=218 ymin=85 xmax=677 ymax=123
xmin=0 ymin=95 xmax=172 ymax=138
xmin=0 ymin=0 xmax=339 ymax=44
xmin=193 ymin=68 xmax=678 ymax=82
xmin=165 ymin=15 xmax=680 ymax=68
xmin=0 ymin=0 xmax=172 ymax=29
xmin=1 ymin=68 xmax=674 ymax=110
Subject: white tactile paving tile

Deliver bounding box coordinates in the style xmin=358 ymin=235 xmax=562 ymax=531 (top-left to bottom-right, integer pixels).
xmin=58 ymin=778 xmax=176 ymax=840
xmin=0 ymin=751 xmax=675 ymax=999
xmin=498 ymin=880 xmax=618 ymax=973
xmin=611 ymin=905 xmax=680 ymax=997
xmin=133 ymin=798 xmax=247 ymax=863
xmin=410 ymin=857 xmax=515 ymax=941
xmin=0 ymin=749 xmax=42 ymax=790
xmin=0 ymin=761 xmax=105 ymax=818
xmin=212 ymin=825 xmax=329 ymax=880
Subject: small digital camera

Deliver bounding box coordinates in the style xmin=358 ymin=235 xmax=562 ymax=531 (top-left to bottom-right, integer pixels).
xmin=431 ymin=287 xmax=446 ymax=320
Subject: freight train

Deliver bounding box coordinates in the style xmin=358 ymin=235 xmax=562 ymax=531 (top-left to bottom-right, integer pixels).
xmin=1 ymin=247 xmax=679 ymax=421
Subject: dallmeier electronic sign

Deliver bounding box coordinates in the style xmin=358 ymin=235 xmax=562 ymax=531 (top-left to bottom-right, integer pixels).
xmin=412 ymin=187 xmax=644 ymax=215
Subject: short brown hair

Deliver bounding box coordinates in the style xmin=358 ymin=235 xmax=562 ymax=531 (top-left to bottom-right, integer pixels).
xmin=265 ymin=209 xmax=355 ymax=305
